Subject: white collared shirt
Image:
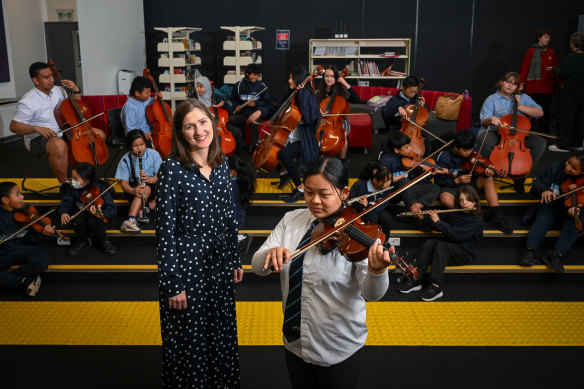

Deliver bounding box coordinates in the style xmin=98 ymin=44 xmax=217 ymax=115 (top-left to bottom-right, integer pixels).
xmin=12 ymin=86 xmax=66 ymax=150
xmin=251 ymin=208 xmax=389 ymax=366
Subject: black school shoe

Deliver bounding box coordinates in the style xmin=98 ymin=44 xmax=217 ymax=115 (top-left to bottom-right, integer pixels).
xmin=419 ymin=284 xmax=444 ymax=301
xmin=68 ymin=241 xmax=90 ymax=256
xmin=102 ymin=240 xmax=117 ymax=256
xmin=541 ymin=250 xmax=565 ymax=273
xmin=518 ymin=247 xmax=536 ymax=266
xmin=490 ymin=215 xmax=513 ymax=235
xmin=282 ymin=189 xmax=305 ymax=203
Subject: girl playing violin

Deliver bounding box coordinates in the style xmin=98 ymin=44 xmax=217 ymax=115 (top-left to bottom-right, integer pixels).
xmin=519 ymin=152 xmax=584 ymax=272
xmin=397 ymin=185 xmax=483 ymax=301
xmin=251 ymin=157 xmax=393 ymax=388
xmin=0 ymin=182 xmax=51 ymax=296
xmin=477 ymin=71 xmax=546 ymax=193
xmin=435 ymin=130 xmax=512 ymax=234
xmin=59 ymin=162 xmax=117 ymax=256
xmin=276 ymin=66 xmax=322 ymax=203
xmin=115 ymin=129 xmax=162 ymax=233
xmin=315 ymin=65 xmax=362 ymax=164
xmin=349 ymin=161 xmax=393 ymax=237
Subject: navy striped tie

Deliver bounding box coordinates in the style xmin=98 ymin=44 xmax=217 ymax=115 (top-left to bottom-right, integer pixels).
xmin=282 ymin=220 xmax=318 ymax=342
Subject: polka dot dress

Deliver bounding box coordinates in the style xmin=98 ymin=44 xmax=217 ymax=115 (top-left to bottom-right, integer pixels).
xmin=156 ymin=157 xmax=241 ymax=388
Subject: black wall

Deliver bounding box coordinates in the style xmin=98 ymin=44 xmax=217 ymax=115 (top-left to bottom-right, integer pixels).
xmin=143 ymin=0 xmax=584 ymax=113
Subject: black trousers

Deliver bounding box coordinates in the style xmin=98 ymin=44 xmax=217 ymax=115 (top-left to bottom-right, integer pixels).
xmin=285 ymin=347 xmax=362 ymax=389
xmin=0 ymin=244 xmax=49 ymax=289
xmin=393 ymin=177 xmax=440 ymax=209
xmin=72 ymin=212 xmax=107 ymax=247
xmin=529 ymin=93 xmax=553 ymax=133
xmin=557 ymin=83 xmax=584 ymax=149
xmin=416 ymin=239 xmax=473 ymax=286
xmin=227 ymin=112 xmax=256 ymax=152
xmin=279 ymin=141 xmax=304 ymax=187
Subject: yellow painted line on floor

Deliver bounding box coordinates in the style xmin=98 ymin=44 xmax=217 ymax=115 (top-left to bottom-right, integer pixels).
xmin=0 ymin=301 xmax=582 ymax=346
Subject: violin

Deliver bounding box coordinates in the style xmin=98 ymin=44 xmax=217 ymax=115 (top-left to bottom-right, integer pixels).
xmin=253 ymin=67 xmax=324 ymax=172
xmin=489 ymin=95 xmax=532 ymax=179
xmin=209 ymin=81 xmax=235 ymax=156
xmin=49 ymin=61 xmax=109 ymax=167
xmin=14 ymin=205 xmax=68 ymax=241
xmin=143 ymin=68 xmax=173 ymax=158
xmin=400 ymin=88 xmax=428 ymax=157
xmin=402 ymin=151 xmax=447 ymax=173
xmin=460 ymin=151 xmax=506 ymax=177
xmin=80 ymin=185 xmax=108 ymax=223
xmin=561 ymin=176 xmax=584 ymax=231
xmin=316 ymin=68 xmax=349 ymax=157
xmin=312 ymin=206 xmax=419 ymax=280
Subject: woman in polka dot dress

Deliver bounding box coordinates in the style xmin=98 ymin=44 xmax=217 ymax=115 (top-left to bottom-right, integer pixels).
xmin=156 ymin=98 xmax=244 ymax=388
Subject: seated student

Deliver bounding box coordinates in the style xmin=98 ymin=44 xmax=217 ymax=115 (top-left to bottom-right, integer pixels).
xmin=192 ymin=76 xmax=245 ymax=157
xmin=349 ymin=161 xmax=393 ymax=237
xmin=519 ymin=152 xmax=584 ymax=272
xmin=275 ymin=66 xmax=322 ymax=203
xmin=251 ymin=157 xmax=393 ymax=388
xmin=228 ymin=63 xmax=271 ymax=148
xmin=115 ymin=130 xmax=162 ymax=233
xmin=315 ymin=64 xmax=363 ymax=165
xmin=228 ymin=155 xmax=257 ymax=255
xmin=9 ymin=62 xmax=106 ymax=195
xmin=435 ymin=130 xmax=512 ymax=234
xmin=397 ymin=185 xmax=483 ymax=301
xmin=59 ymin=163 xmax=117 ymax=256
xmin=381 ymin=75 xmax=432 ymax=152
xmin=379 ymin=131 xmax=442 ymax=228
xmin=477 ymin=71 xmax=546 ymax=193
xmin=121 ymin=76 xmax=163 ymax=139
xmin=0 ymin=182 xmax=51 ymax=296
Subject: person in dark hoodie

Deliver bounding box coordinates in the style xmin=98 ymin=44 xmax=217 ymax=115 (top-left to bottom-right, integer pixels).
xmin=518 ymin=152 xmax=584 ymax=272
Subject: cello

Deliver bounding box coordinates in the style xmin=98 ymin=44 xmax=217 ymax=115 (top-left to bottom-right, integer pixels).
xmin=252 ymin=68 xmax=323 ymax=172
xmin=400 ymin=87 xmax=427 ymax=157
xmin=49 ymin=61 xmax=109 ymax=167
xmin=143 ymin=68 xmax=173 ymax=158
xmin=316 ymin=68 xmax=349 ymax=157
xmin=208 ymin=81 xmax=236 ymax=156
xmin=489 ymin=94 xmax=532 ymax=179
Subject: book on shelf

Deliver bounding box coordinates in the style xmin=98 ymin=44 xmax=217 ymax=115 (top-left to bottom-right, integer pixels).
xmin=313 ymin=46 xmax=358 ymax=56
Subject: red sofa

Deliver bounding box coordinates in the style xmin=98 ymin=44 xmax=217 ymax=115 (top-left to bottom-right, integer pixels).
xmin=81 ymin=95 xmax=128 ymax=137
xmin=351 ymin=86 xmax=472 ymax=131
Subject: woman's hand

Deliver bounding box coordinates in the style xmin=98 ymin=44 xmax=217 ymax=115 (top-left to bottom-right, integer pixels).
xmin=168 ymin=291 xmax=187 ymax=310
xmin=61 ymin=213 xmax=71 ymax=224
xmin=368 ymin=240 xmax=394 ymax=275
xmin=264 ymin=246 xmax=291 ymax=271
xmin=233 ymin=268 xmax=243 ymax=283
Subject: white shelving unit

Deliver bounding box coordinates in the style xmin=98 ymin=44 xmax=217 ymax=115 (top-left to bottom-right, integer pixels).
xmin=221 ymin=26 xmax=264 ymax=84
xmin=155 ymin=27 xmax=201 ymax=112
xmin=309 ymin=38 xmax=411 ymax=83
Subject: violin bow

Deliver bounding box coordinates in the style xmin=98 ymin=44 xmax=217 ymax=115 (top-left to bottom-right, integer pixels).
xmin=234 ymin=86 xmax=268 ymax=114
xmin=68 ymin=180 xmax=119 ymax=223
xmin=346 ymin=186 xmax=395 ymax=205
xmin=470 ymin=128 xmax=491 ymax=176
xmin=0 ymin=207 xmax=57 ymax=245
xmin=496 ymin=124 xmax=559 ymax=139
xmin=553 ymin=184 xmax=584 ymax=202
xmin=401 ymin=116 xmax=447 ymax=144
xmin=404 ymin=139 xmax=454 ymax=176
xmin=264 ymin=170 xmax=434 ymax=269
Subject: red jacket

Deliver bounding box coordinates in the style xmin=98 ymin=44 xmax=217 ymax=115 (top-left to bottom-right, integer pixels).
xmin=519 ymin=47 xmax=559 ymax=95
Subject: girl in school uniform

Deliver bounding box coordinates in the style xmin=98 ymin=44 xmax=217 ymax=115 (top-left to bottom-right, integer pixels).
xmin=252 ymin=157 xmax=393 ymax=389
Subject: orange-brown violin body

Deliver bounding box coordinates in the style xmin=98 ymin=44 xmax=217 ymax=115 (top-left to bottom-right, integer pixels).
xmin=561 ymin=176 xmax=584 ymax=231
xmin=460 ymin=151 xmax=507 ymax=177
xmin=14 ymin=205 xmax=68 ymax=241
xmin=80 ymin=185 xmax=107 ymax=223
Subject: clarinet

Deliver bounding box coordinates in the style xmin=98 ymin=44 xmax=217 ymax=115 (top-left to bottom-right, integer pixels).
xmin=137 ymin=151 xmax=149 ymax=223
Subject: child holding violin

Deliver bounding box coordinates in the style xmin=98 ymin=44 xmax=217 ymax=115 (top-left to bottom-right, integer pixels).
xmin=397 ymin=185 xmax=483 ymax=301
xmin=435 ymin=130 xmax=513 ymax=234
xmin=274 ymin=66 xmax=322 ymax=203
xmin=477 ymin=71 xmax=546 ymax=193
xmin=315 ymin=64 xmax=363 ymax=164
xmin=518 ymin=152 xmax=584 ymax=272
xmin=349 ymin=161 xmax=393 ymax=237
xmin=115 ymin=129 xmax=162 ymax=234
xmin=251 ymin=157 xmax=394 ymax=388
xmin=379 ymin=131 xmax=442 ymax=229
xmin=59 ymin=162 xmax=117 ymax=256
xmin=121 ymin=76 xmax=164 ymax=139
xmin=0 ymin=182 xmax=51 ymax=296
xmin=227 ymin=63 xmax=271 ymax=149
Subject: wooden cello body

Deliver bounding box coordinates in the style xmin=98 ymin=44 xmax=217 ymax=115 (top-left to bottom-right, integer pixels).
xmin=143 ymin=69 xmax=173 ymax=158
xmin=400 ymin=93 xmax=427 ymax=157
xmin=49 ymin=61 xmax=109 ymax=166
xmin=316 ymin=68 xmax=349 ymax=156
xmin=489 ymin=98 xmax=532 ymax=179
xmin=209 ymin=82 xmax=236 ymax=156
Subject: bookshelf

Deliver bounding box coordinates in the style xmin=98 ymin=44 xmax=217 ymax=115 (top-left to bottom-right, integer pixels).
xmin=221 ymin=26 xmax=264 ymax=84
xmin=155 ymin=27 xmax=201 ymax=112
xmin=308 ymin=38 xmax=410 ymax=84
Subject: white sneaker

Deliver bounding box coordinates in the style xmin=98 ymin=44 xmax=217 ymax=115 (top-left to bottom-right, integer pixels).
xmin=570 ymin=146 xmax=584 ymax=151
xmin=548 ymin=145 xmax=570 ymax=152
xmin=121 ymin=218 xmax=141 ymax=233
xmin=24 ymin=275 xmax=41 ymax=297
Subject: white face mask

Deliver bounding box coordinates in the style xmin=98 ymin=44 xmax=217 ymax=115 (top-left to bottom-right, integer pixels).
xmin=71 ymin=179 xmax=84 ymax=189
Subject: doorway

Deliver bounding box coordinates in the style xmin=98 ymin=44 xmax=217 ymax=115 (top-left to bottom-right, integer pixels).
xmin=44 ymin=22 xmax=82 ymax=90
